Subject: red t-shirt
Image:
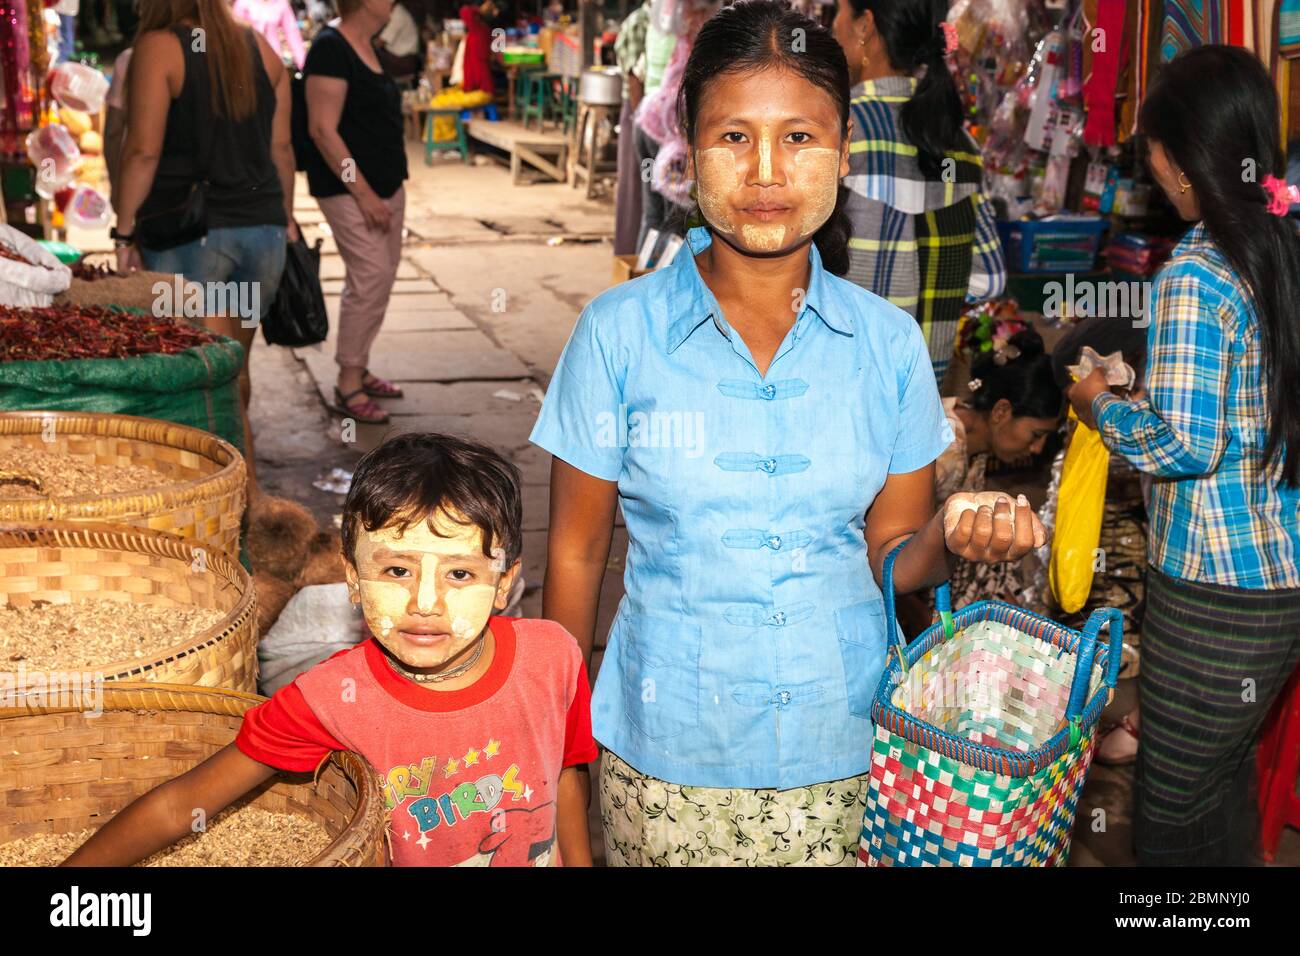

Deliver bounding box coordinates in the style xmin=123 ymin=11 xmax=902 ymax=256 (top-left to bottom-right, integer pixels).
xmin=237 ymin=616 xmax=597 ymax=867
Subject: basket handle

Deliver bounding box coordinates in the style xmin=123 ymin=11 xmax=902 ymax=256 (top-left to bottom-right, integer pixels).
xmin=1063 ymin=606 xmax=1124 ymax=722
xmin=882 ymin=541 xmax=953 ymax=670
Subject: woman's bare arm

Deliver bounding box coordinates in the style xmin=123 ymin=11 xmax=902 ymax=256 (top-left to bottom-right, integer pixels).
xmin=115 ymin=29 xmax=182 ymax=236
xmin=61 ymin=744 xmax=278 ymax=867
xmin=255 ymin=31 xmax=297 ymax=237
xmin=541 ymin=458 xmax=618 ymax=666
xmin=865 ymin=463 xmax=1041 ymax=596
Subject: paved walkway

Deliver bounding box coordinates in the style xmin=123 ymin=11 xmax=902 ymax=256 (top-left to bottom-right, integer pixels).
xmin=254 ymin=145 xmax=1299 ymax=869
xmin=279 ymin=144 xmax=627 ymax=643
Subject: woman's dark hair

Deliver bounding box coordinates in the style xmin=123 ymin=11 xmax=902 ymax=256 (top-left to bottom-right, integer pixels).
xmin=678 ymin=0 xmax=853 ymax=275
xmin=968 ymin=329 xmax=1062 ymax=420
xmin=1140 ymin=45 xmax=1300 ymax=486
xmin=845 ymin=0 xmax=963 ymax=178
xmin=341 ymin=432 xmax=523 ymax=566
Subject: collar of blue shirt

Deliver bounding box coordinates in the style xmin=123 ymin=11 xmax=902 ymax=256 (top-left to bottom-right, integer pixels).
xmin=664 ymin=226 xmax=854 ymax=354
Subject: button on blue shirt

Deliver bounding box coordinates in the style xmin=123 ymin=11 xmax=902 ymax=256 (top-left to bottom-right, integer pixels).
xmin=530 ymin=227 xmax=953 ymax=789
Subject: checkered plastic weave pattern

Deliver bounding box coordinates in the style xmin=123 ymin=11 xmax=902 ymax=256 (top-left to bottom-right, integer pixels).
xmin=857 ymin=544 xmax=1123 ymax=867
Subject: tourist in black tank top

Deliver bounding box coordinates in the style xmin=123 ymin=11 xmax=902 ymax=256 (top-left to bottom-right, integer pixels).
xmin=112 ymin=0 xmax=299 ymax=490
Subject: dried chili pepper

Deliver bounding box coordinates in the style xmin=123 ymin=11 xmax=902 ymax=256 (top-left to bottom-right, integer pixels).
xmin=0 ymin=305 xmax=219 ymax=362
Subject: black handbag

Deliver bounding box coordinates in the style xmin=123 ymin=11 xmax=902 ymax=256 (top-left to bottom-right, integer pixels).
xmin=137 ymin=51 xmax=216 ymax=251
xmin=261 ymin=232 xmax=328 ymax=347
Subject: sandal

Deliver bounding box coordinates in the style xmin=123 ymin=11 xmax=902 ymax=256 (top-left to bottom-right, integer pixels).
xmin=362 ymin=371 xmax=404 ymax=399
xmin=333 ymin=386 xmax=390 ymax=425
xmin=1095 ymin=713 xmax=1140 ymax=767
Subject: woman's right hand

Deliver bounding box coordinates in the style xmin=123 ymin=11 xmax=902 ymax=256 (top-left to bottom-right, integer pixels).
xmin=357 ymin=191 xmax=392 ymax=232
xmin=115 ymin=243 xmax=143 ymax=274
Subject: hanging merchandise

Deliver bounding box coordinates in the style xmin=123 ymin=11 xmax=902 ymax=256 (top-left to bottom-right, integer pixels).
xmin=62 ymin=182 xmax=111 ymax=229
xmin=1023 ymin=30 xmax=1063 ymax=152
xmin=1082 ymin=0 xmax=1126 ymax=147
xmin=1035 ymin=102 xmax=1083 ymax=214
xmin=22 ymin=0 xmax=43 ymax=79
xmin=24 ymin=124 xmax=79 ymax=198
xmin=49 ymin=61 xmax=110 ymax=113
xmin=1160 ymin=0 xmax=1225 ymax=62
xmin=1282 ymin=0 xmax=1300 ymax=58
xmin=0 ymin=0 xmax=36 ymax=147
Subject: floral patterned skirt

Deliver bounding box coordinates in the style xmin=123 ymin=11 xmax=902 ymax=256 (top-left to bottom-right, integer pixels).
xmin=599 ymin=750 xmax=869 ymax=867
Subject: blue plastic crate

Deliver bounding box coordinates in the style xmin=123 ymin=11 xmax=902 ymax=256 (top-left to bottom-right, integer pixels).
xmin=997 ymin=215 xmax=1109 ymax=274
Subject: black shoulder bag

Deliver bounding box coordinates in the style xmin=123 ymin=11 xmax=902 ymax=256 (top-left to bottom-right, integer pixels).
xmin=137 ymin=38 xmax=216 ymax=251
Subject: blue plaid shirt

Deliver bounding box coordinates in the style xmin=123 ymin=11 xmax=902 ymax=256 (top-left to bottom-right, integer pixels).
xmin=1093 ymin=223 xmax=1300 ymax=589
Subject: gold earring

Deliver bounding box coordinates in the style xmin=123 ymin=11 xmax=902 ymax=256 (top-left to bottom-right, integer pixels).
xmin=1177 ymin=171 xmax=1191 ymax=194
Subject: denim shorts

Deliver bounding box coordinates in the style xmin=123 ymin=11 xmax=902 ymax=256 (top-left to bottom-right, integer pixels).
xmin=141 ymin=224 xmax=286 ymax=325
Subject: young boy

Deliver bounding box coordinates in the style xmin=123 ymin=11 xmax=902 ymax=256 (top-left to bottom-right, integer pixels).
xmin=65 ymin=433 xmax=596 ymax=867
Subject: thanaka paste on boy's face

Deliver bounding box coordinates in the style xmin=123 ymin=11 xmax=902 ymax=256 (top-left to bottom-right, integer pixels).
xmin=693 ymin=110 xmax=843 ymax=255
xmin=345 ymin=509 xmax=512 ymax=671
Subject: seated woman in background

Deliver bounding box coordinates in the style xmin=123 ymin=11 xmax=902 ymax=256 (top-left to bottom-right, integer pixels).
xmin=925 ymin=329 xmax=1061 ymax=619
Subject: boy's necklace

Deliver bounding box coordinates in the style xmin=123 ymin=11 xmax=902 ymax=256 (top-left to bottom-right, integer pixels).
xmin=386 ymin=637 xmax=485 ymax=684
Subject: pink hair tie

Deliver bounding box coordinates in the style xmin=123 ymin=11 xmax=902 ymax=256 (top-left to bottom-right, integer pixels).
xmin=1262 ymin=174 xmax=1300 ymax=216
xmin=940 ymin=21 xmax=959 ymax=57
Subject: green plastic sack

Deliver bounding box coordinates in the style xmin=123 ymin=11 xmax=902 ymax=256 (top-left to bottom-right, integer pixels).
xmin=0 ymin=337 xmax=245 ymax=454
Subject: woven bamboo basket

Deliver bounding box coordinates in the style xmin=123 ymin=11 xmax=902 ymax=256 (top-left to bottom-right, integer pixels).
xmin=0 ymin=523 xmax=257 ymax=692
xmin=0 ymin=683 xmax=387 ymax=866
xmin=0 ymin=410 xmax=245 ymax=555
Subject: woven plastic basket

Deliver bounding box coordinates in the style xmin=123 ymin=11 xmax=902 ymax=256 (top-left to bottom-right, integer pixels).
xmin=0 ymin=523 xmax=257 ymax=692
xmin=0 ymin=410 xmax=246 ymax=555
xmin=0 ymin=682 xmax=386 ymax=866
xmin=857 ymin=543 xmax=1122 ymax=867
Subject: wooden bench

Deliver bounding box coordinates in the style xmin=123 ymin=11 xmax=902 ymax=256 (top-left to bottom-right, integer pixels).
xmin=465 ymin=118 xmax=569 ymax=185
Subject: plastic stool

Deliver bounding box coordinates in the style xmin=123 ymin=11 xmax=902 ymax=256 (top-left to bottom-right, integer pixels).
xmin=1258 ymin=663 xmax=1300 ymax=861
xmin=424 ymin=109 xmax=470 ymax=164
xmin=522 ymin=72 xmax=558 ymax=129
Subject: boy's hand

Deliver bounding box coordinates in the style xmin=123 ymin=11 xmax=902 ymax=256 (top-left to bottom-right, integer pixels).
xmin=62 ymin=743 xmax=277 ymax=867
xmin=555 ymin=765 xmax=593 ymax=867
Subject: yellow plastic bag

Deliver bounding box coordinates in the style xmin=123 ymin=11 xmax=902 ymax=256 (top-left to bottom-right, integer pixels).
xmin=1049 ymin=409 xmax=1110 ymax=613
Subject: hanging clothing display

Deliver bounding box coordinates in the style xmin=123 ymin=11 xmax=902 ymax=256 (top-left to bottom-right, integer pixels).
xmin=1160 ymin=0 xmax=1226 ymax=62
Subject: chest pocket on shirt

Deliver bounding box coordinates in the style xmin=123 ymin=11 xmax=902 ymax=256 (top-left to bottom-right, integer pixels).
xmin=835 ymin=598 xmax=889 ymax=720
xmin=618 ymin=607 xmax=702 ymax=740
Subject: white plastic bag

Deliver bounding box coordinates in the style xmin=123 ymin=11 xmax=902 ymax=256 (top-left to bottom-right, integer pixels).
xmin=257 ymin=583 xmax=366 ymax=696
xmin=0 ymin=223 xmax=72 ymax=307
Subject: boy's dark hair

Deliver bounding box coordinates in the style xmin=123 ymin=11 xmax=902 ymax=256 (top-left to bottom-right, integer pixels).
xmin=340 ymin=433 xmax=523 ymax=567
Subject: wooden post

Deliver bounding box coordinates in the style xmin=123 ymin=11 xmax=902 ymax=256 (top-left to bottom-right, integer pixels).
xmin=578 ymin=0 xmax=600 ymax=69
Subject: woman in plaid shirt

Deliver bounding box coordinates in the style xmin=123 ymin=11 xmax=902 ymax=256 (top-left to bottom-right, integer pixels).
xmin=1070 ymin=46 xmax=1300 ymax=866
xmin=831 ymin=0 xmax=1006 ymax=387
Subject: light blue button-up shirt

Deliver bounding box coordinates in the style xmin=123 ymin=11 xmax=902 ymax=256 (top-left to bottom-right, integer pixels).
xmin=530 ymin=227 xmax=953 ymax=789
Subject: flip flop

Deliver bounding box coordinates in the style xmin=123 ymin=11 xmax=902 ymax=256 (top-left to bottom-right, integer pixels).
xmin=362 ymin=372 xmax=404 ymax=399
xmin=1095 ymin=713 xmax=1140 ymax=767
xmin=333 ymin=386 xmax=390 ymax=425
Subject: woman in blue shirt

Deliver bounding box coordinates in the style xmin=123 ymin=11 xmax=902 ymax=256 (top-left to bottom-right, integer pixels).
xmin=532 ymin=0 xmax=1042 ymax=867
xmin=1069 ymin=46 xmax=1300 ymax=866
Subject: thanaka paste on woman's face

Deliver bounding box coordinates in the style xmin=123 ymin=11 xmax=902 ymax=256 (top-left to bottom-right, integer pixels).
xmin=692 ymin=74 xmax=844 ymax=254
xmin=345 ymin=509 xmax=513 ymax=671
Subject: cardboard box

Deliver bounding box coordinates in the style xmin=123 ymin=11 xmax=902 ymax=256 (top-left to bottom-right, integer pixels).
xmin=612 ymin=254 xmax=651 ymax=283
